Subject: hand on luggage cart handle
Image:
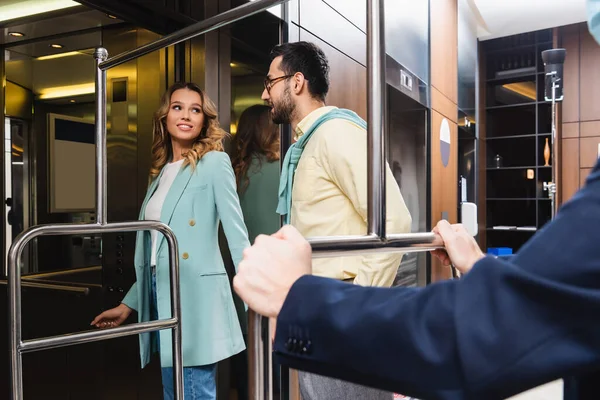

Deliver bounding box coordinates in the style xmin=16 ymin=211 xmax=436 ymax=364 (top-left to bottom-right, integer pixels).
xmin=430 ymin=221 xmax=485 ymax=276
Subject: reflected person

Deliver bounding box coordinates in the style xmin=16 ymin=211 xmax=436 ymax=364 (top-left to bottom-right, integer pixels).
xmin=229 ymin=104 xmax=281 ymax=399
xmin=232 ymin=104 xmax=281 ymax=242
xmin=91 ymin=82 xmax=250 ymax=400
xmin=261 ymin=41 xmax=412 ymax=400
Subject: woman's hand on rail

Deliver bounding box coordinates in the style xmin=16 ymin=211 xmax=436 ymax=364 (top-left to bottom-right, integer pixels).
xmin=430 ymin=220 xmax=485 ymax=275
xmin=91 ymin=303 xmax=133 ymax=329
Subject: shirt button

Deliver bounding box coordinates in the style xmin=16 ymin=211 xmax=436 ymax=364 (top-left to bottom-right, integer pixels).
xmin=189 ymin=219 xmax=195 ymax=227
xmin=182 ymin=252 xmax=189 ymax=260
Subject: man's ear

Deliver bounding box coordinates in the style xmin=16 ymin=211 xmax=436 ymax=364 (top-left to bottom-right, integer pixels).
xmin=293 ymin=73 xmax=306 ymax=95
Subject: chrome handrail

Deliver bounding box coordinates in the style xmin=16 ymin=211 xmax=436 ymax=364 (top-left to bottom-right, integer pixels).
xmin=0 ymin=279 xmax=90 ymax=294
xmin=99 ymin=0 xmax=289 ymax=71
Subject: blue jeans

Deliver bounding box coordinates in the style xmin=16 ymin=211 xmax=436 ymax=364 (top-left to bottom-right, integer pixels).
xmin=152 ymin=273 xmax=217 ymax=400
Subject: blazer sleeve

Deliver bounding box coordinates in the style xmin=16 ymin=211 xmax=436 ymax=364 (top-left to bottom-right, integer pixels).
xmin=274 ymin=161 xmax=600 ymax=399
xmin=121 ymin=282 xmax=138 ymax=312
xmin=211 ymin=152 xmax=251 ymax=271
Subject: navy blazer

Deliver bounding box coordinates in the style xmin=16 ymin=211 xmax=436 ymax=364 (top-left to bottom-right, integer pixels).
xmin=274 ymin=158 xmax=600 ymax=399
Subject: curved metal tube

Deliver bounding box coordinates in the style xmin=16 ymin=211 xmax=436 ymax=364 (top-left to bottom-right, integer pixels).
xmin=0 ymin=280 xmax=90 ymax=294
xmin=99 ymin=0 xmax=289 ymax=70
xmin=8 ymin=220 xmax=182 ymax=400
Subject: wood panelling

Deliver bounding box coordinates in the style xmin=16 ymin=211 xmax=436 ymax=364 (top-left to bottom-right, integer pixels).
xmin=431 ymin=0 xmax=458 ymax=104
xmin=300 ymin=29 xmax=367 ymax=119
xmin=581 ymin=168 xmax=593 ymax=187
xmin=579 ymin=25 xmax=600 ymax=122
xmin=430 ymin=0 xmax=457 ymax=281
xmin=580 ymin=121 xmax=600 ymax=137
xmin=299 ymin=0 xmax=366 ymax=66
xmin=431 ymin=110 xmax=458 ymax=282
xmin=561 ymin=138 xmax=580 ymax=202
xmin=579 ymin=136 xmax=600 ymax=168
xmin=561 ymin=25 xmax=580 ymax=123
xmin=432 ymin=87 xmax=458 ymax=124
xmin=559 ymin=23 xmax=600 ymax=205
xmin=562 ymin=122 xmax=580 ymax=138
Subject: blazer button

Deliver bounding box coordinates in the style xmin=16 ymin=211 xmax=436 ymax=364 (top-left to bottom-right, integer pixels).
xmin=304 ymin=340 xmax=312 ymax=354
xmin=189 ymin=219 xmax=195 ymax=227
xmin=285 ymin=338 xmax=293 ymax=351
xmin=182 ymin=252 xmax=189 ymax=260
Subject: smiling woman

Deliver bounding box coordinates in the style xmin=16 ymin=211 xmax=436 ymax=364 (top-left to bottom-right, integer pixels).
xmin=91 ymin=81 xmax=250 ymax=400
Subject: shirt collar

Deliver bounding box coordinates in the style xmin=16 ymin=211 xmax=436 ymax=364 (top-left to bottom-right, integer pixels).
xmin=294 ymin=106 xmax=338 ymax=141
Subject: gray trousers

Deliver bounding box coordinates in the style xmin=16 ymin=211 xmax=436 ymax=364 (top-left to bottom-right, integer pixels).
xmin=298 ymin=371 xmax=394 ymax=400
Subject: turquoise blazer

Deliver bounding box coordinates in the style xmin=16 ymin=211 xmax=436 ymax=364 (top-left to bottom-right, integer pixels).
xmin=122 ymin=151 xmax=250 ymax=368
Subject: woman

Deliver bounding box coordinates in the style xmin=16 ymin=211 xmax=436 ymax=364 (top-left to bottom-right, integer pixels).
xmin=231 ymin=104 xmax=281 ymax=242
xmin=230 ymin=104 xmax=281 ymax=399
xmin=91 ymin=82 xmax=250 ymax=400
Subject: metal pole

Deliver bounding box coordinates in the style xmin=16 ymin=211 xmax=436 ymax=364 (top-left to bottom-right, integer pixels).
xmin=99 ymin=0 xmax=290 ymax=70
xmin=94 ymin=48 xmax=108 ymax=225
xmin=366 ymin=0 xmax=387 ymax=239
xmin=253 ymin=312 xmax=265 ymax=400
xmin=544 ymin=72 xmax=558 ymax=220
xmin=165 ymin=224 xmax=184 ymax=400
xmin=8 ymin=229 xmax=23 ymax=400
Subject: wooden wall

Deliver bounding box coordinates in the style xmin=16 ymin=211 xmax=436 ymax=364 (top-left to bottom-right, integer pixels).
xmin=430 ymin=0 xmax=459 ymax=282
xmin=559 ymin=23 xmax=600 ymax=204
xmin=288 ymin=0 xmax=368 ymax=119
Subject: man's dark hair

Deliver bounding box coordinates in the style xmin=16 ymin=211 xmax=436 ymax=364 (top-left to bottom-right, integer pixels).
xmin=270 ymin=42 xmax=330 ymax=102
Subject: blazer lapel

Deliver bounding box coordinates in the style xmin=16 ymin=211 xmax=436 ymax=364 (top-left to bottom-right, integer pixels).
xmin=155 ymin=164 xmax=194 ymax=256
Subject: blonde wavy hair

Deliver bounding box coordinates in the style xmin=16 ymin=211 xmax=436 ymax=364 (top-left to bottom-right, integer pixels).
xmin=149 ymin=82 xmax=227 ymax=179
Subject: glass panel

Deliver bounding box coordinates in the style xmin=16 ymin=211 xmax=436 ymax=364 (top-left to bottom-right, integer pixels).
xmin=385 ymin=0 xmax=429 ymax=82
xmin=228 ymin=10 xmax=281 ymax=400
xmin=387 ymin=87 xmax=428 ymax=287
xmin=458 ymin=0 xmax=477 ymax=116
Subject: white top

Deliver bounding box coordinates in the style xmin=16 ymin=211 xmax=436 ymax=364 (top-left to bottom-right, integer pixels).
xmin=145 ymin=159 xmax=184 ymax=266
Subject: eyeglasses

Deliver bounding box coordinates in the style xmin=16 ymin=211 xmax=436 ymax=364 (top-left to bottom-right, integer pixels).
xmin=264 ymin=75 xmax=294 ymax=93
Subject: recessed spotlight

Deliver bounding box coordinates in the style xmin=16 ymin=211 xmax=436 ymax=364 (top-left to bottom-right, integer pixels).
xmin=107 ymin=14 xmax=117 ymax=19
xmin=8 ymin=32 xmax=25 ymax=37
xmin=50 ymin=44 xmax=63 ymax=49
xmin=70 ymin=99 xmax=76 ymax=103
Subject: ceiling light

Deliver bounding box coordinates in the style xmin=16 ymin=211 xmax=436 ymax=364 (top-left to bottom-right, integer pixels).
xmin=107 ymin=14 xmax=117 ymax=19
xmin=0 ymin=1 xmax=79 ymax=23
xmin=39 ymin=83 xmax=95 ymax=100
xmin=8 ymin=32 xmax=25 ymax=37
xmin=70 ymin=99 xmax=76 ymax=103
xmin=49 ymin=44 xmax=63 ymax=49
xmin=37 ymin=51 xmax=83 ymax=61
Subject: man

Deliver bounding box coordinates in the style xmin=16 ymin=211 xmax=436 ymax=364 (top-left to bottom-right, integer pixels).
xmin=261 ymin=41 xmax=412 ymax=399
